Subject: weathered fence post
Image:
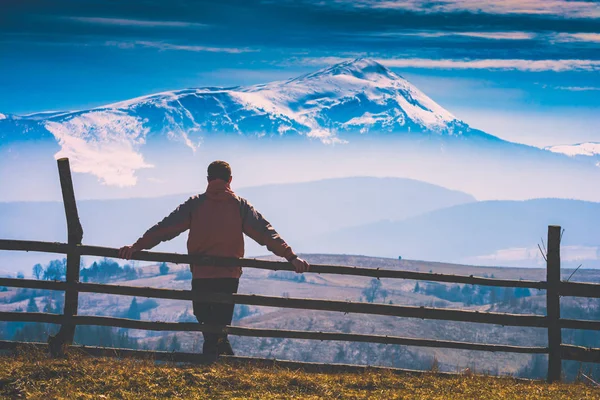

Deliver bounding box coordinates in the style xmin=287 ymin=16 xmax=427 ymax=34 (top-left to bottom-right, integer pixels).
xmin=546 ymin=225 xmax=562 ymax=382
xmin=48 ymin=158 xmax=83 ymax=356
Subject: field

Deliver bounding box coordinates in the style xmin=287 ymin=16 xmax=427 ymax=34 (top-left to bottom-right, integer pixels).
xmin=2 ymin=253 xmax=600 ymax=377
xmin=0 ymin=350 xmax=599 ymax=399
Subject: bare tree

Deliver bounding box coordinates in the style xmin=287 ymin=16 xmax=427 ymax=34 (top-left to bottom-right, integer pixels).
xmin=32 ymin=264 xmax=43 ymax=280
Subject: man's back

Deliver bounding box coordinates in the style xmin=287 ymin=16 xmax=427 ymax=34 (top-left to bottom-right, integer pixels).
xmin=187 ymin=180 xmax=246 ymax=278
xmin=129 ymin=179 xmax=296 ymax=279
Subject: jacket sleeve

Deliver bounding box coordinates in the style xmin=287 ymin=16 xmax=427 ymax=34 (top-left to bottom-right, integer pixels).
xmin=133 ymin=197 xmax=195 ymax=250
xmin=241 ymin=199 xmax=297 ymax=261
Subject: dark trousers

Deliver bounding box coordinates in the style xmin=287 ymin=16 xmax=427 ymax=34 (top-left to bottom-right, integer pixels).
xmin=192 ymin=278 xmax=239 ymax=345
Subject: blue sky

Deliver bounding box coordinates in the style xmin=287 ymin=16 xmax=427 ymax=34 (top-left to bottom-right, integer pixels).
xmin=1 ymin=0 xmax=599 ymax=147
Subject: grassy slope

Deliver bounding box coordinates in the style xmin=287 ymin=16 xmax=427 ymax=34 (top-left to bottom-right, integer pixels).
xmin=1 ymin=352 xmax=599 ymax=400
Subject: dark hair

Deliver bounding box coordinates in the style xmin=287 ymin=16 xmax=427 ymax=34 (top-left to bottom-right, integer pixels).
xmin=207 ymin=160 xmax=232 ymax=181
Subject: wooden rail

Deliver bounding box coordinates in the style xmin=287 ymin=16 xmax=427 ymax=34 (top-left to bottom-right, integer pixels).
xmin=0 ymin=239 xmax=546 ymax=289
xmin=1 ymin=158 xmax=599 ymax=383
xmin=0 ymin=278 xmax=549 ymax=328
xmin=0 ymin=311 xmax=548 ymax=354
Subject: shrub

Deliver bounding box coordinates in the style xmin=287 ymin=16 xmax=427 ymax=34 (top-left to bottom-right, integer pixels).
xmin=233 ymin=304 xmax=256 ymax=321
xmin=137 ymin=299 xmax=159 ymax=313
xmin=268 ymin=271 xmax=306 ymax=283
xmin=80 ymin=258 xmax=137 ymax=283
xmin=175 ymin=269 xmax=192 ymax=281
xmin=362 ymin=279 xmax=387 ymax=303
xmin=43 ymin=259 xmax=66 ymax=281
xmin=126 ymin=298 xmax=141 ymax=320
xmin=159 ymin=262 xmax=170 ymax=276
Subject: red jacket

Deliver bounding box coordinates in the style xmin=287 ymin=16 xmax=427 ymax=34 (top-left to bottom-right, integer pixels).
xmin=133 ymin=179 xmax=296 ymax=279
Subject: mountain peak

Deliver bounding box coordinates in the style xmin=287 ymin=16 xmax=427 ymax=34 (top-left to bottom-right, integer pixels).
xmin=294 ymin=58 xmax=396 ymax=82
xmin=329 ymin=58 xmax=392 ymax=77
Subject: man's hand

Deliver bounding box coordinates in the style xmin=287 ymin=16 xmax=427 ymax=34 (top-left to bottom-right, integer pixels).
xmin=291 ymin=257 xmax=310 ymax=274
xmin=118 ymin=244 xmax=142 ymax=260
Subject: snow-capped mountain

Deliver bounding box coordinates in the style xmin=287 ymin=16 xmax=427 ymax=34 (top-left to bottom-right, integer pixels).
xmin=545 ymin=142 xmax=600 ymax=168
xmin=98 ymin=58 xmax=478 ymax=144
xmin=546 ymin=142 xmax=600 ymax=157
xmin=26 ymin=58 xmax=491 ymax=156
xmin=1 ymin=58 xmax=599 ymax=202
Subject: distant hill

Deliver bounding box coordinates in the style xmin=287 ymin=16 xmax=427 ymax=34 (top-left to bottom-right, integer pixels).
xmin=0 ymin=177 xmax=474 ymax=274
xmin=310 ymin=198 xmax=600 ymax=268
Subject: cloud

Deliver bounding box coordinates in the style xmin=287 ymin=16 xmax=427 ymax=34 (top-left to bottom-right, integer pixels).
xmin=553 ymin=86 xmax=600 ymax=91
xmin=455 ymin=31 xmax=536 ymax=40
xmin=553 ymin=33 xmax=600 ymax=42
xmin=105 ymin=40 xmax=257 ymax=53
xmin=44 ymin=111 xmax=153 ymax=186
xmin=378 ymin=58 xmax=600 ymax=72
xmin=298 ymin=57 xmax=600 ymax=72
xmin=370 ymin=31 xmax=537 ymax=40
xmin=66 ymin=17 xmax=209 ymax=28
xmin=330 ymin=0 xmax=600 ymax=19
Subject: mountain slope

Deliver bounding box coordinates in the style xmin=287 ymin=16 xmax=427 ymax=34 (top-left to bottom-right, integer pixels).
xmin=310 ymin=198 xmax=600 ymax=267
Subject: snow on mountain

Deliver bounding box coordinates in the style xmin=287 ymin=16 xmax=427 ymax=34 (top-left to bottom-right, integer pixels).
xmin=545 ymin=142 xmax=600 ymax=168
xmin=101 ymin=58 xmax=465 ymax=143
xmin=546 ymin=142 xmax=600 ymax=157
xmin=229 ymin=58 xmax=462 ymax=140
xmin=89 ymin=58 xmax=471 ymax=147
xmin=2 ymin=58 xmax=484 ymax=186
xmin=45 ymin=111 xmax=153 ymax=186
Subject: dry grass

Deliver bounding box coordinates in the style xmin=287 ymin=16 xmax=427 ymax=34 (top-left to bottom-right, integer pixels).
xmin=0 ymin=350 xmax=599 ymax=399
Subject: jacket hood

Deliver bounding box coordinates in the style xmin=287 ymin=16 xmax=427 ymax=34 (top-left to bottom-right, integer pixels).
xmin=205 ymin=179 xmax=236 ymax=201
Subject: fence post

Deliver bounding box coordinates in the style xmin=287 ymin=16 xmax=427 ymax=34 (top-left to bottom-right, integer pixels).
xmin=546 ymin=225 xmax=562 ymax=382
xmin=48 ymin=158 xmax=84 ymax=356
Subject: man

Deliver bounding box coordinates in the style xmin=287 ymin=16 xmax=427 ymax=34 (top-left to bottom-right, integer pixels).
xmin=118 ymin=161 xmax=309 ymax=357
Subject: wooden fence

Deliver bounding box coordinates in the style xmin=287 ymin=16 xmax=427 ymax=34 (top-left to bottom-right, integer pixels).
xmin=1 ymin=158 xmax=600 ymax=383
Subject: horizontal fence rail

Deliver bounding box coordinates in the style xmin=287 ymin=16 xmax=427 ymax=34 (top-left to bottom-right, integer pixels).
xmin=0 ymin=278 xmax=549 ymax=328
xmin=560 ymin=319 xmax=600 ymax=332
xmin=560 ymin=281 xmax=600 ymax=299
xmin=0 ymin=239 xmax=547 ymax=289
xmin=0 ymin=312 xmax=548 ymax=354
xmin=1 ymin=158 xmax=600 ymax=383
xmin=561 ymin=344 xmax=600 ymax=364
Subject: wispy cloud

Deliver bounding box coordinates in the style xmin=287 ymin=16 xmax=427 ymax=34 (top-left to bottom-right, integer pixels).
xmin=370 ymin=30 xmax=537 ymax=40
xmin=66 ymin=17 xmax=208 ymax=28
xmin=553 ymin=33 xmax=600 ymax=43
xmin=456 ymin=31 xmax=536 ymax=40
xmin=105 ymin=40 xmax=257 ymax=54
xmin=553 ymin=86 xmax=600 ymax=91
xmin=331 ymin=0 xmax=600 ymax=19
xmin=298 ymin=57 xmax=600 ymax=72
xmin=378 ymin=58 xmax=600 ymax=72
